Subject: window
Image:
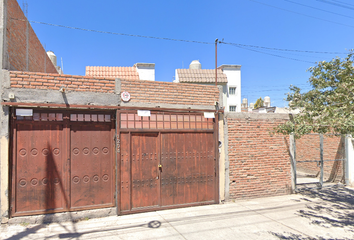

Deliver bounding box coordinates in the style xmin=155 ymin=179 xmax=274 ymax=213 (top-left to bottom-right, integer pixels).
xmin=120 ymin=111 xmax=214 ymax=130
xmin=229 ymin=106 xmax=236 ymax=112
xmin=229 ymin=87 xmax=236 ymax=95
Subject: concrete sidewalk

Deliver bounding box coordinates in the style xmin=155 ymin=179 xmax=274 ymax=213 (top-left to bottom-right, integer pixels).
xmin=2 ymin=185 xmax=354 ymax=240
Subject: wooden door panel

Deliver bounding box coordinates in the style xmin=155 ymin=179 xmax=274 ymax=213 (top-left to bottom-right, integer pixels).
xmin=131 ymin=133 xmax=159 ymax=209
xmin=120 ymin=133 xmax=131 ymax=211
xmin=13 ymin=123 xmax=66 ymax=215
xmin=70 ymin=124 xmax=114 ymax=210
xmin=160 ymin=133 xmax=215 ymax=206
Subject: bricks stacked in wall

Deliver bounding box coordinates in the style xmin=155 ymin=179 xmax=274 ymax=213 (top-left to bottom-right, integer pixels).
xmin=10 ymin=72 xmax=219 ymax=106
xmin=296 ymin=135 xmax=344 ymax=182
xmin=10 ymin=71 xmax=116 ymax=93
xmin=227 ymin=117 xmax=292 ymax=199
xmin=7 ymin=0 xmax=57 ymax=73
xmin=121 ymin=79 xmax=219 ymax=106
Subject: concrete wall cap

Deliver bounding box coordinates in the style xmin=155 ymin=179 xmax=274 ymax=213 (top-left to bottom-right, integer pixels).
xmin=226 ymin=112 xmax=290 ymax=120
xmin=219 ymin=65 xmax=241 ymax=70
xmin=134 ymin=63 xmax=155 ymax=68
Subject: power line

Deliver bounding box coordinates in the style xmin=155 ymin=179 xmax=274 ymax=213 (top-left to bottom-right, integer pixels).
xmin=316 ymin=0 xmax=354 ymax=11
xmin=283 ymin=0 xmax=354 ymax=20
xmin=243 ymin=84 xmax=311 ymax=89
xmin=332 ymin=0 xmax=354 ymax=7
xmin=247 ymin=0 xmax=354 ymax=28
xmin=242 ymin=87 xmax=313 ymax=93
xmin=226 ymin=44 xmax=315 ymax=64
xmin=16 ymin=18 xmax=214 ymax=45
xmin=10 ymin=17 xmax=348 ymax=63
xmin=220 ymin=41 xmax=347 ymax=54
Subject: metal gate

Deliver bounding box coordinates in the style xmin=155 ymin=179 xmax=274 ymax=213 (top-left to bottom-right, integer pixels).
xmin=11 ymin=108 xmax=218 ymax=217
xmin=11 ymin=109 xmax=115 ymax=217
xmin=118 ymin=111 xmax=217 ymax=214
xmin=295 ymin=133 xmax=345 ymax=188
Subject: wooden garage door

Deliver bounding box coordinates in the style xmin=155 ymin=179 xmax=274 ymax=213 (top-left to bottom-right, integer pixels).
xmin=119 ymin=111 xmax=217 ymax=213
xmin=11 ymin=110 xmax=114 ymax=217
xmin=160 ymin=133 xmax=215 ymax=206
xmin=120 ymin=132 xmax=216 ymax=213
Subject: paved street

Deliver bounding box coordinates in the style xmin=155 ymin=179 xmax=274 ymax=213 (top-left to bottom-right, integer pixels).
xmin=2 ymin=184 xmax=354 ymax=240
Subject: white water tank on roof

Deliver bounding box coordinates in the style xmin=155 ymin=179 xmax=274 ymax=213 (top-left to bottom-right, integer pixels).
xmin=189 ymin=60 xmax=202 ymax=69
xmin=264 ymin=96 xmax=271 ymax=107
xmin=47 ymin=51 xmax=57 ymax=67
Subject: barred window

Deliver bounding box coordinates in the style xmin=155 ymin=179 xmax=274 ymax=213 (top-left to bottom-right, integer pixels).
xmin=229 ymin=87 xmax=236 ymax=95
xmin=229 ymin=106 xmax=236 ymax=112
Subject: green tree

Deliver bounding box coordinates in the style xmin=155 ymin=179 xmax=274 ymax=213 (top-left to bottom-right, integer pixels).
xmin=254 ymin=97 xmax=264 ymax=109
xmin=275 ymin=52 xmax=354 ymax=138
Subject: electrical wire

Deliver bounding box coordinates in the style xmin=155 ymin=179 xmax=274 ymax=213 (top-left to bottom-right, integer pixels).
xmin=16 ymin=18 xmax=214 ymax=45
xmin=10 ymin=17 xmax=348 ymax=64
xmin=220 ymin=41 xmax=347 ymax=54
xmin=331 ymin=0 xmax=354 ymax=7
xmin=247 ymin=0 xmax=354 ymax=28
xmin=283 ymin=0 xmax=354 ymax=20
xmin=316 ymin=0 xmax=354 ymax=11
xmin=226 ymin=44 xmax=315 ymax=64
xmin=242 ymin=87 xmax=313 ymax=93
xmin=243 ymin=84 xmax=311 ymax=90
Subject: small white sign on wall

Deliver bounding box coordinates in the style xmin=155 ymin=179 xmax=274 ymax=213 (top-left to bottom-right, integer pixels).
xmin=121 ymin=91 xmax=131 ymax=102
xmin=16 ymin=109 xmax=33 ymax=116
xmin=137 ymin=110 xmax=151 ymax=117
xmin=204 ymin=112 xmax=215 ymax=118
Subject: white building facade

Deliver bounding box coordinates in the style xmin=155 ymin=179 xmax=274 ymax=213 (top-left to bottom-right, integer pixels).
xmin=174 ymin=61 xmax=241 ymax=112
xmin=219 ymin=65 xmax=241 ymax=113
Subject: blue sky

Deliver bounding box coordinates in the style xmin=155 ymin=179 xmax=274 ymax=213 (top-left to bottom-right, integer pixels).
xmin=23 ymin=0 xmax=353 ymax=107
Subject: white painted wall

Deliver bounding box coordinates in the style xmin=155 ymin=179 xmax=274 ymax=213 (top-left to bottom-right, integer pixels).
xmin=345 ymin=136 xmax=354 ymax=186
xmin=135 ymin=63 xmax=155 ymax=81
xmin=220 ymin=65 xmax=241 ymax=112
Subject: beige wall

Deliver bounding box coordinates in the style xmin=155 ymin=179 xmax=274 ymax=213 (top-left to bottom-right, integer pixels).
xmin=1 ymin=136 xmax=9 ymax=223
xmin=219 ymin=117 xmax=225 ymax=201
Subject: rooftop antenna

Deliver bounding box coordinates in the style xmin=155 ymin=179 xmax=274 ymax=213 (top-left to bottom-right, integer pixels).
xmin=22 ymin=1 xmax=28 ymax=17
xmin=215 ymin=38 xmax=218 ymax=86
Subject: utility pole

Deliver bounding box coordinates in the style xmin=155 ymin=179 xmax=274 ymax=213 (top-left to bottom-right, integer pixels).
xmin=215 ymin=39 xmax=218 ymax=86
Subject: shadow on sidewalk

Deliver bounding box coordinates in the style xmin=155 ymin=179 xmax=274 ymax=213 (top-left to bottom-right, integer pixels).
xmin=270 ymin=185 xmax=354 ymax=240
xmin=297 ymin=185 xmax=354 ymax=230
xmin=56 ymin=220 xmax=161 ymax=239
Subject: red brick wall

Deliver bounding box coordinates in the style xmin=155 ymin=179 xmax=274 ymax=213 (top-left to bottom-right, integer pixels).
xmin=6 ymin=0 xmax=57 ymax=73
xmin=228 ymin=115 xmax=292 ymax=199
xmin=10 ymin=71 xmax=115 ymax=93
xmin=296 ymin=134 xmax=344 ymax=182
xmin=121 ymin=79 xmax=219 ymax=106
xmin=10 ymin=71 xmax=219 ymax=106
